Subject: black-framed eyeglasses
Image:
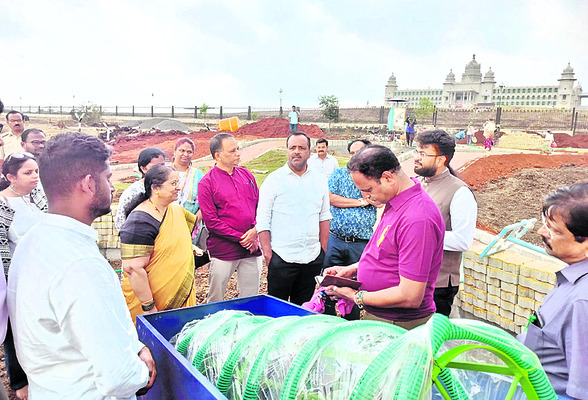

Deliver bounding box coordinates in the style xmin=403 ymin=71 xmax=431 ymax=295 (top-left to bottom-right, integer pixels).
xmin=27 ymin=140 xmax=46 ymax=146
xmin=413 ymin=149 xmax=440 ymax=158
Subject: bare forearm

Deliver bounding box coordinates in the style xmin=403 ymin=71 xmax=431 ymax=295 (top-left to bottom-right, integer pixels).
xmin=128 ymin=268 xmax=153 ymax=303
xmin=258 ymin=230 xmax=272 ymax=263
xmin=329 ymin=193 xmax=367 ymax=208
xmin=319 ymin=220 xmax=330 ymax=252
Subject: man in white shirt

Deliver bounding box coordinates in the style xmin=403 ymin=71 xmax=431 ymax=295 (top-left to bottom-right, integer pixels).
xmin=257 ymin=131 xmax=331 ymax=305
xmin=7 ymin=132 xmax=156 ymax=400
xmin=414 ymin=129 xmax=477 ymax=316
xmin=307 ymin=138 xmax=339 ymax=180
xmin=288 ymin=106 xmax=300 ymax=132
xmin=1 ymin=110 xmax=26 ymax=159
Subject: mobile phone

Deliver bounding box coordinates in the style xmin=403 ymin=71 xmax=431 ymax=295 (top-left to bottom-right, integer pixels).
xmin=315 ymin=275 xmax=362 ymax=290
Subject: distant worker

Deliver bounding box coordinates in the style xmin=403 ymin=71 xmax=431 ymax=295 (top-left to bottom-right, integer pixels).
xmin=323 ymin=138 xmax=376 ymax=320
xmin=466 ymin=122 xmax=475 ymax=145
xmin=324 ymin=145 xmax=444 ymax=329
xmin=288 ymin=106 xmax=300 ymax=132
xmin=518 ymin=182 xmax=588 ymax=400
xmin=405 ymin=117 xmax=417 ymax=147
xmin=483 ymin=118 xmax=495 ymax=151
xmin=198 ymin=133 xmax=262 ymax=303
xmin=307 ymin=138 xmax=339 ymax=180
xmin=257 ymin=131 xmax=331 ymax=305
xmin=1 ymin=111 xmax=26 ymax=159
xmin=414 ymin=130 xmax=477 ymax=316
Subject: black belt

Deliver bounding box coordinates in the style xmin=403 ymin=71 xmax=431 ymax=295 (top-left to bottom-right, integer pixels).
xmin=330 ymin=231 xmax=369 ymax=243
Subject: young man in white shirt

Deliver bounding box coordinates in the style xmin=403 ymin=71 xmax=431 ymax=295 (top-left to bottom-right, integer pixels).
xmin=307 ymin=138 xmax=339 ymax=180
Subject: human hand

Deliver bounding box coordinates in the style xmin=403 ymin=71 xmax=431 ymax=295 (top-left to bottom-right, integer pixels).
xmin=136 ymin=346 xmax=157 ymax=396
xmin=240 ymin=227 xmax=258 ymax=247
xmin=323 ymin=285 xmax=356 ymax=301
xmin=323 ymin=265 xmax=356 ymax=279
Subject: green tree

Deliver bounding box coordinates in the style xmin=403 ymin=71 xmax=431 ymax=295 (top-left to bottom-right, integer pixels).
xmin=318 ymin=95 xmax=340 ymax=133
xmin=413 ymin=97 xmax=435 ymax=123
xmin=199 ymin=103 xmax=209 ymax=118
xmin=70 ymin=104 xmax=102 ymax=125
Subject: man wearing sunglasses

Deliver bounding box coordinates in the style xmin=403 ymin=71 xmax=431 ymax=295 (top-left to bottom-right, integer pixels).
xmin=517 ymin=183 xmax=588 ymax=400
xmin=1 ymin=111 xmax=26 ymax=159
xmin=413 ymin=130 xmax=477 ymax=317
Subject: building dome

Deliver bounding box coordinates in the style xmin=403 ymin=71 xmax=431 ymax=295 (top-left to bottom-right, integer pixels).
xmin=559 ymin=63 xmax=576 ymax=81
xmin=483 ymin=67 xmax=495 ymax=83
xmin=387 ymin=73 xmax=397 ymax=85
xmin=445 ymin=69 xmax=455 ymax=84
xmin=462 ymin=54 xmax=482 ymax=83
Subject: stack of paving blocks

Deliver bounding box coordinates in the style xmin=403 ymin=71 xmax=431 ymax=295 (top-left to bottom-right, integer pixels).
xmin=496 ymin=132 xmax=551 ymax=150
xmin=455 ymin=241 xmax=563 ymax=334
xmin=92 ymin=204 xmax=120 ymax=251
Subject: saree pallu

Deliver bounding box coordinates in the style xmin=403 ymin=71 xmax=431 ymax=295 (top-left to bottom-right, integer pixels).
xmin=120 ymin=203 xmax=197 ymax=323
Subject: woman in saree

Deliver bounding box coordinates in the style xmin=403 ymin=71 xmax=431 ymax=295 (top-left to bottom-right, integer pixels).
xmin=119 ymin=165 xmax=198 ymax=323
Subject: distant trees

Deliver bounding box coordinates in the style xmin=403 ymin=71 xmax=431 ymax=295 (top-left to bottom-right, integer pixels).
xmin=414 ymin=97 xmax=435 ymax=122
xmin=318 ymin=95 xmax=339 ymax=133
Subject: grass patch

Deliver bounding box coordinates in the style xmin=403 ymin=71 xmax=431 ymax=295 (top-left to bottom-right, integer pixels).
xmin=242 ymin=150 xmax=351 ymax=186
xmin=242 ymin=149 xmax=287 ymax=186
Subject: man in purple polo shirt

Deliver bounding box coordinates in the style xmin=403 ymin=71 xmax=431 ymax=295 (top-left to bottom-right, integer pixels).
xmin=323 ymin=145 xmax=444 ymax=330
xmin=198 ymin=133 xmax=262 ymax=303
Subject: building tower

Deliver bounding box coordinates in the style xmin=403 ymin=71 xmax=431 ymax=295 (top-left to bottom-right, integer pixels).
xmin=384 ymin=73 xmax=398 ymax=103
xmin=480 ymin=68 xmax=496 ymax=103
xmin=557 ymin=63 xmax=576 ymax=108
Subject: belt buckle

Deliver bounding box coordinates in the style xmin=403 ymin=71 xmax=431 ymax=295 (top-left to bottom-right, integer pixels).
xmin=344 ymin=236 xmax=355 ymax=243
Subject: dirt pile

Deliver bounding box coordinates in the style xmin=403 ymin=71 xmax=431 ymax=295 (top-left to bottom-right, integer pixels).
xmin=553 ymin=132 xmax=588 ymax=148
xmin=230 ymin=117 xmax=324 ymax=138
xmin=459 ymin=153 xmax=588 ymax=190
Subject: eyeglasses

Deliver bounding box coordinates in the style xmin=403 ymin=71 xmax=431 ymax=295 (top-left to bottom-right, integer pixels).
xmin=27 ymin=140 xmax=46 ymax=146
xmin=6 ymin=152 xmax=35 ymax=162
xmin=413 ymin=150 xmax=440 ymax=158
xmin=8 ymin=119 xmax=23 ymax=123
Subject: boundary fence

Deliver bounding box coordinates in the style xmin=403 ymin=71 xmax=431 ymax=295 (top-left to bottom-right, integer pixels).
xmin=6 ymin=104 xmax=588 ymax=134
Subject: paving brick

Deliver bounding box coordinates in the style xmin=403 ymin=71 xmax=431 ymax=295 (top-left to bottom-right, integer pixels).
xmin=487 ymin=256 xmax=504 ymax=270
xmin=501 ymin=290 xmax=517 ymax=304
xmin=517 ymin=285 xmax=534 ymax=298
xmin=471 ymin=261 xmax=487 ymax=275
xmin=497 ymin=315 xmax=515 ymax=332
xmin=462 ymin=284 xmax=475 ymax=296
xmin=487 ymin=293 xmax=501 ymax=306
xmin=472 ymin=270 xmax=486 ymax=282
xmin=486 ymin=311 xmax=500 ymax=325
xmin=514 ymin=314 xmax=529 ymax=328
xmin=474 ymin=280 xmax=487 ymax=291
xmin=497 ymin=270 xmax=519 ymax=285
xmin=462 ymin=301 xmax=474 ymax=314
xmin=473 ymin=306 xmax=487 ymax=319
xmin=487 ymin=303 xmax=500 ymax=315
xmin=471 ymin=287 xmax=487 ymax=302
xmin=499 ymin=308 xmax=514 ymax=321
xmin=464 ymin=274 xmax=476 ymax=286
xmin=486 ymin=276 xmax=500 ymax=287
xmin=502 ymin=262 xmax=520 ymax=275
xmin=487 ymin=285 xmax=501 ymax=296
xmin=535 ymin=291 xmax=547 ymax=304
xmin=501 ymin=281 xmax=518 ymax=294
xmin=519 ymin=276 xmax=554 ymax=294
xmin=515 ymin=304 xmax=532 ymax=318
xmin=463 ymin=257 xmax=475 ymax=270
xmin=487 ymin=266 xmax=500 ymax=279
xmin=520 ymin=263 xmax=561 ymax=285
xmin=501 ymin=298 xmax=515 ymax=312
xmin=517 ymin=296 xmax=536 ymax=310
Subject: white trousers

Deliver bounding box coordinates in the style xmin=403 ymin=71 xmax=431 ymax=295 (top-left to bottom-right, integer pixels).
xmin=206 ymin=256 xmax=262 ymax=303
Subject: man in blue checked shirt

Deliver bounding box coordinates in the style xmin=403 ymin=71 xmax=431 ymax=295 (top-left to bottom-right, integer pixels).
xmin=323 ymin=139 xmax=377 ymax=319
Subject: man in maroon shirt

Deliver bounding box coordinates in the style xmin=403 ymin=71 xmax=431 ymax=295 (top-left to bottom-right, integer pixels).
xmin=198 ymin=133 xmax=262 ymax=302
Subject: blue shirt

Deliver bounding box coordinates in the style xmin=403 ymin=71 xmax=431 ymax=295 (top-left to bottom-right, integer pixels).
xmin=328 ymin=167 xmax=376 ymax=240
xmin=518 ymin=259 xmax=588 ymax=399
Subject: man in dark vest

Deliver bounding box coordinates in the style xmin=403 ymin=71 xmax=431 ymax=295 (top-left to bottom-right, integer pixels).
xmin=414 ymin=129 xmax=477 ymax=316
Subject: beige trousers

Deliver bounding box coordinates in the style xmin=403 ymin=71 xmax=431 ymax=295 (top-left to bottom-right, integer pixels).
xmin=206 ymin=256 xmax=262 ymax=303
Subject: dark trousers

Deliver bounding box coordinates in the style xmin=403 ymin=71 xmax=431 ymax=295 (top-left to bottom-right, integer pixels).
xmin=322 ymin=233 xmax=368 ymax=321
xmin=434 ymin=285 xmax=460 ymax=317
xmin=267 ymin=250 xmax=324 ymax=306
xmin=4 ymin=319 xmax=28 ymax=391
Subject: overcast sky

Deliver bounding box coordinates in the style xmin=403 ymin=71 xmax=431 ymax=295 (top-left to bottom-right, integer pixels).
xmin=1 ymin=0 xmax=586 ymax=109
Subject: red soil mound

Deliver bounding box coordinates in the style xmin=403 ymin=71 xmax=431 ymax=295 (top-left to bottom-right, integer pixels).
xmin=553 ymin=132 xmax=588 ymax=148
xmin=229 ymin=117 xmax=325 ymax=138
xmin=459 ymin=153 xmax=588 ymax=190
xmin=110 ymin=118 xmax=325 ymax=164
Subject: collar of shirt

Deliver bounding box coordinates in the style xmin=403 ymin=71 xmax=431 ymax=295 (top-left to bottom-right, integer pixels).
xmin=385 ymin=177 xmax=422 ymax=212
xmin=40 ymin=213 xmax=99 ymax=242
xmin=281 ymin=162 xmax=312 ymax=177
xmin=558 ymin=259 xmax=588 ymax=285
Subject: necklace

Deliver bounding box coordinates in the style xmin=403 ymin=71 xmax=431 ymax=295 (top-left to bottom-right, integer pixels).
xmin=9 ymin=186 xmax=26 ymax=197
xmin=148 ymin=198 xmax=165 ymax=216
